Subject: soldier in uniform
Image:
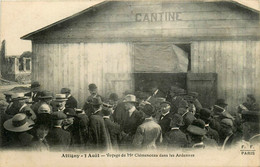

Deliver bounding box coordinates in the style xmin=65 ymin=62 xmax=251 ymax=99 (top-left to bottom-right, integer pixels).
xmin=60 ymin=88 xmax=78 ymax=109
xmin=133 ymin=103 xmax=162 ymax=149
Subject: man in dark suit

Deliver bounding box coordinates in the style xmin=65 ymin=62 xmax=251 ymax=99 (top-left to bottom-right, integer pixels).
xmin=88 ymin=97 xmax=112 ymax=150
xmin=102 ymin=103 xmax=121 ymax=150
xmin=158 ymin=101 xmax=173 ymax=136
xmin=83 ymin=83 xmax=103 ymax=116
xmin=163 ymin=113 xmax=188 ymax=149
xmin=25 ymin=81 xmax=42 ymax=104
xmin=61 ymin=88 xmax=78 ymax=109
xmin=31 ymin=90 xmax=53 ymax=114
xmin=198 ymin=108 xmax=219 ymax=144
xmin=121 ymin=94 xmax=144 ymax=148
xmin=5 ymin=93 xmax=36 ymax=121
xmin=46 ymin=112 xmax=71 ymax=151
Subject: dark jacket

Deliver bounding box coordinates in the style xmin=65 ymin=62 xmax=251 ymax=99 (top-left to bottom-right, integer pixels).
xmin=158 ymin=112 xmax=173 ymax=136
xmin=163 ymin=128 xmax=188 ymax=148
xmin=25 ymin=91 xmax=41 ymax=104
xmin=46 ymin=127 xmax=71 ymax=150
xmin=66 ymin=95 xmax=78 ymax=109
xmin=103 ymin=117 xmax=121 ymax=149
xmin=112 ymin=102 xmax=127 ymax=126
xmin=205 ymin=126 xmax=219 ymax=144
xmin=88 ymin=113 xmax=112 ymax=150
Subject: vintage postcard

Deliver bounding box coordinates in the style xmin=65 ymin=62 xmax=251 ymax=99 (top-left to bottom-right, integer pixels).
xmin=0 ymin=0 xmax=259 ymax=166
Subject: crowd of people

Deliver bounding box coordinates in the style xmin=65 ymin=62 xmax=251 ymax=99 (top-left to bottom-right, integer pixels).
xmin=0 ymin=81 xmax=259 ymax=151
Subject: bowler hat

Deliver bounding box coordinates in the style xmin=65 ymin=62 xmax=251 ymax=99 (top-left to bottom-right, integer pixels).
xmin=142 ymin=103 xmax=155 ymax=116
xmin=88 ymin=83 xmax=97 ymax=91
xmin=54 ymin=94 xmax=68 ymax=102
xmin=38 ymin=104 xmax=51 ymax=114
xmin=61 ymin=88 xmax=71 ymax=94
xmin=4 ymin=113 xmax=34 ymax=132
xmin=170 ymin=114 xmax=185 ymax=127
xmin=221 ymin=118 xmax=233 ymax=128
xmin=31 ymin=81 xmax=41 ymax=88
xmin=38 ymin=90 xmax=53 ymax=99
xmin=215 ymin=99 xmax=228 ymax=108
xmin=123 ymin=94 xmax=138 ymax=103
xmin=11 ymin=92 xmax=29 ymax=101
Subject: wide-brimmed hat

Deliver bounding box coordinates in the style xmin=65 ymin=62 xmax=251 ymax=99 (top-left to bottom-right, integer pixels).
xmin=142 ymin=103 xmax=155 ymax=116
xmin=38 ymin=90 xmax=53 ymax=99
xmin=54 ymin=94 xmax=68 ymax=102
xmin=38 ymin=104 xmax=51 ymax=114
xmin=123 ymin=94 xmax=138 ymax=103
xmin=11 ymin=93 xmax=29 ymax=101
xmin=170 ymin=114 xmax=185 ymax=127
xmin=60 ymin=88 xmax=71 ymax=94
xmin=215 ymin=99 xmax=228 ymax=108
xmin=31 ymin=81 xmax=41 ymax=88
xmin=3 ymin=113 xmax=34 ymax=132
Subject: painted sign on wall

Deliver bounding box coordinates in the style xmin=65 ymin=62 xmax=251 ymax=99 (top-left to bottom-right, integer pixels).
xmin=135 ymin=12 xmax=182 ymax=22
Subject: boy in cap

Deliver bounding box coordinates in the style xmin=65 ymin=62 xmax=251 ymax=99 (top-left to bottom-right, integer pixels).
xmin=46 ymin=112 xmax=71 ymax=151
xmin=61 ymin=88 xmax=78 ymax=109
xmin=133 ymin=103 xmax=162 ymax=149
xmin=163 ymin=113 xmax=188 ymax=149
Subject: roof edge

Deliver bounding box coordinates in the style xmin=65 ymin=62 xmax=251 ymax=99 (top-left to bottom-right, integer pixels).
xmin=21 ymin=1 xmax=108 ymax=40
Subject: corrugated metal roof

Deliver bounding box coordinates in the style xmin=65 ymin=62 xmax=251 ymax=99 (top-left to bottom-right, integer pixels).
xmin=21 ymin=0 xmax=259 ymax=40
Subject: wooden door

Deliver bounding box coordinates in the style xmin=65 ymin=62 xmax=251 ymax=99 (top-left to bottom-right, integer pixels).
xmin=187 ymin=73 xmax=217 ymax=108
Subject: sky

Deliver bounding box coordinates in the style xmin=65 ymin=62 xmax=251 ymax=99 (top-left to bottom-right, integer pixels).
xmin=0 ymin=0 xmax=259 ymax=56
xmin=0 ymin=0 xmax=102 ymax=56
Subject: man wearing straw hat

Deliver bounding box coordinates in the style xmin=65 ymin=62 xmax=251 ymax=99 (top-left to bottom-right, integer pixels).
xmin=3 ymin=113 xmax=35 ymax=148
xmin=52 ymin=94 xmax=68 ymax=113
xmin=120 ymin=94 xmax=144 ymax=148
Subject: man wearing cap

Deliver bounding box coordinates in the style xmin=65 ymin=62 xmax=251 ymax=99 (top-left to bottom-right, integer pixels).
xmin=82 ymin=83 xmax=103 ymax=114
xmin=158 ymin=101 xmax=173 ymax=136
xmin=46 ymin=112 xmax=71 ymax=151
xmin=3 ymin=113 xmax=34 ymax=148
xmin=133 ymin=103 xmax=162 ymax=149
xmin=88 ymin=97 xmax=112 ymax=150
xmin=52 ymin=94 xmax=68 ymax=113
xmin=199 ymin=108 xmax=219 ymax=144
xmin=186 ymin=119 xmax=207 ymax=149
xmin=31 ymin=90 xmax=53 ymax=114
xmin=5 ymin=93 xmax=36 ymax=121
xmin=163 ymin=114 xmax=188 ymax=149
xmin=102 ymin=103 xmax=121 ymax=150
xmin=219 ymin=118 xmax=241 ymax=150
xmin=25 ymin=81 xmax=41 ymax=104
xmin=61 ymin=88 xmax=78 ymax=109
xmin=121 ymin=94 xmax=144 ymax=148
